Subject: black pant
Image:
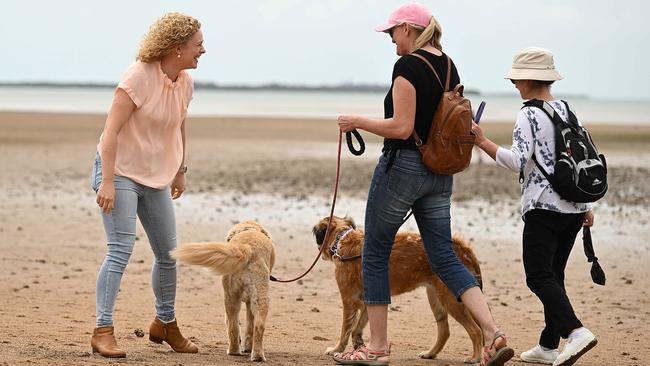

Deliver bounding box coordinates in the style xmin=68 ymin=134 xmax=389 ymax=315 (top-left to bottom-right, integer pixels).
xmin=523 ymin=209 xmax=585 ymax=349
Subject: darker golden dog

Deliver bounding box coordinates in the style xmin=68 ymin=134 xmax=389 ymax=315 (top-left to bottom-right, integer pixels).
xmin=173 ymin=220 xmax=275 ymax=362
xmin=313 ymin=216 xmax=483 ymax=363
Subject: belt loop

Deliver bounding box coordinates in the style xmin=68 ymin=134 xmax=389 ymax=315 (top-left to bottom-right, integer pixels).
xmin=385 ymin=149 xmax=398 ymax=172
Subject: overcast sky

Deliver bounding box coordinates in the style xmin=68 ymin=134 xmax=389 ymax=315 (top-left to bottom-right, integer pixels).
xmin=2 ymin=0 xmax=649 ymax=100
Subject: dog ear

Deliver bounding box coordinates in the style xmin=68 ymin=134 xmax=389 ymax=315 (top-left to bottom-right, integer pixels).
xmin=258 ymin=226 xmax=271 ymax=240
xmin=225 ymin=229 xmax=236 ymax=242
xmin=344 ymin=215 xmax=356 ymax=229
xmin=313 ymin=224 xmax=326 ymax=245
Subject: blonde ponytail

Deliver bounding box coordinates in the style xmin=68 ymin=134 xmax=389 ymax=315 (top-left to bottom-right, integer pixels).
xmin=414 ymin=16 xmax=442 ymax=50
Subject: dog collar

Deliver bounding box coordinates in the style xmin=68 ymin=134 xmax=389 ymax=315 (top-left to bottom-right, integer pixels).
xmin=329 ymin=228 xmax=360 ymax=261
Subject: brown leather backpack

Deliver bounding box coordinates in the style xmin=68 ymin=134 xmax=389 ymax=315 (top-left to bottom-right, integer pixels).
xmin=410 ymin=53 xmax=475 ymax=175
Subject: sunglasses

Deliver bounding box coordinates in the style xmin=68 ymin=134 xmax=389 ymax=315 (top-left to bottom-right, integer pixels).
xmin=510 ymin=79 xmax=516 ymax=85
xmin=387 ymin=23 xmax=403 ymax=38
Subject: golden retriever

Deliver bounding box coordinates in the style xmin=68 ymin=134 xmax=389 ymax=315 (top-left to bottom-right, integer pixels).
xmin=173 ymin=220 xmax=275 ymax=362
xmin=313 ymin=215 xmax=483 ymax=363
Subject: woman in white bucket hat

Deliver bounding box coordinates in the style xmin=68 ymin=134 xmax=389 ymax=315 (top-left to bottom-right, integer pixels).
xmin=471 ymin=47 xmax=597 ymax=366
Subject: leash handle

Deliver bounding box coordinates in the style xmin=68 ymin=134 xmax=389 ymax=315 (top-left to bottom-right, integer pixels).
xmin=270 ymin=130 xmax=343 ymax=283
xmin=345 ymin=129 xmax=365 ymax=156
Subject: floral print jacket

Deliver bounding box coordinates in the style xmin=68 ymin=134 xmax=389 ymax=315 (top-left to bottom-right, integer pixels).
xmin=495 ymin=100 xmax=591 ymax=218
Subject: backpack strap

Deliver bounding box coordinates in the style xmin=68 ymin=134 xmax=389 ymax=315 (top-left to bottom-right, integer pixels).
xmin=408 ymin=52 xmax=452 ymax=145
xmin=560 ymin=100 xmax=580 ymax=127
xmin=410 ymin=53 xmax=443 ymax=89
xmin=523 ymin=99 xmax=561 ymax=123
xmin=524 ymin=99 xmax=578 ymax=128
xmin=520 ymin=99 xmax=564 ymax=183
xmin=444 ymin=55 xmax=452 ymax=91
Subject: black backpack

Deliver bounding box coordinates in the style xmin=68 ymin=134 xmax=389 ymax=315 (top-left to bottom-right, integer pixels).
xmin=522 ymin=99 xmax=608 ymax=203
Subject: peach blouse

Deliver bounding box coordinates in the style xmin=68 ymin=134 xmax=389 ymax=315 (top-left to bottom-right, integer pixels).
xmin=99 ymin=61 xmax=193 ymax=189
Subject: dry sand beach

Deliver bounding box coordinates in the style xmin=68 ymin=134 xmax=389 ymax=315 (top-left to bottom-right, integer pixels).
xmin=1 ymin=111 xmax=649 ymax=365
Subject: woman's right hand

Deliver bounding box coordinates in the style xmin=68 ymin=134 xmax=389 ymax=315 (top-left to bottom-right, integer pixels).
xmin=96 ymin=181 xmax=116 ymax=214
xmin=337 ymin=115 xmax=361 ymax=133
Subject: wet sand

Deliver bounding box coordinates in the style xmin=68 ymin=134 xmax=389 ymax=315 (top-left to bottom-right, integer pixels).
xmin=0 ymin=112 xmax=649 ymax=365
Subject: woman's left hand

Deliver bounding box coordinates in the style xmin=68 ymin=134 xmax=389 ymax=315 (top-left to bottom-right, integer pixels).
xmin=171 ymin=172 xmax=186 ymax=199
xmin=337 ymin=115 xmax=361 ymax=133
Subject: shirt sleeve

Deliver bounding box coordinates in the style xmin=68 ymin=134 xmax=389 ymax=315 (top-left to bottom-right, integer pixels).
xmin=117 ymin=62 xmax=148 ymax=108
xmin=496 ymin=108 xmax=536 ymax=173
xmin=392 ymin=56 xmax=418 ymax=86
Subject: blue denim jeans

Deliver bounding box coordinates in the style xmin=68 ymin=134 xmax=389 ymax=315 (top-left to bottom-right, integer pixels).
xmin=91 ymin=152 xmax=177 ymax=326
xmin=362 ymin=149 xmax=478 ymax=304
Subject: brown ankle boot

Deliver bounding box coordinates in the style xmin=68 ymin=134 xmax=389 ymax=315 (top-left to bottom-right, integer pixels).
xmin=91 ymin=326 xmax=126 ymax=358
xmin=149 ymin=318 xmax=198 ymax=353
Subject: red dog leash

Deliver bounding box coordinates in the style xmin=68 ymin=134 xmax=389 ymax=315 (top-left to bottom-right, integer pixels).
xmin=270 ymin=129 xmax=349 ymax=283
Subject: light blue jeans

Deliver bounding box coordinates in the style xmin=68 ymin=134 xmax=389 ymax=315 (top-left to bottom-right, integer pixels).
xmin=363 ymin=149 xmax=478 ymax=304
xmin=91 ymin=152 xmax=177 ymax=327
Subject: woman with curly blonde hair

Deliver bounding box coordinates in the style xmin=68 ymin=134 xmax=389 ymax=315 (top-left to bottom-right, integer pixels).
xmin=89 ymin=12 xmax=205 ymax=358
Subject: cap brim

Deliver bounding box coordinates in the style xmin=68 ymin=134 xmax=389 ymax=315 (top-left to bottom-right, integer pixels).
xmin=505 ymin=68 xmax=563 ymax=81
xmin=374 ymin=22 xmax=395 ymax=32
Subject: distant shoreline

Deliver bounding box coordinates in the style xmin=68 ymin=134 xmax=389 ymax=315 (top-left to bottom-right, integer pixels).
xmin=0 ymin=81 xmax=606 ymax=100
xmin=0 ymin=81 xmax=482 ymax=96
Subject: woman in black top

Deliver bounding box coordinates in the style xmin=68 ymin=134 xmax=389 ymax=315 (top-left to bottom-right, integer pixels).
xmin=334 ymin=3 xmax=513 ymax=366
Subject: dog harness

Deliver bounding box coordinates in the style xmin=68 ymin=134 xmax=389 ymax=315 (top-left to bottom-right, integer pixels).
xmin=329 ymin=228 xmax=361 ymax=262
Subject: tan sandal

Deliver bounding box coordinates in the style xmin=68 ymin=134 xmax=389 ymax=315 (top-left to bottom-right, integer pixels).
xmin=332 ymin=344 xmax=390 ymax=365
xmin=476 ymin=330 xmax=514 ymax=366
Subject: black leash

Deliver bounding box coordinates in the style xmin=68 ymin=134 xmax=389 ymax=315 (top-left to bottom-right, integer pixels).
xmin=583 ymin=227 xmax=606 ymax=285
xmin=345 ymin=129 xmax=365 ymax=156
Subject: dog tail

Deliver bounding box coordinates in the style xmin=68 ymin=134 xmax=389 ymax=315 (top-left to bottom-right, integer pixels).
xmin=172 ymin=242 xmax=253 ymax=275
xmin=451 ymin=233 xmax=483 ymax=290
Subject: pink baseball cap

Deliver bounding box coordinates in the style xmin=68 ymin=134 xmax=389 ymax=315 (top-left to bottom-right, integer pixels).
xmin=374 ymin=2 xmax=432 ymax=32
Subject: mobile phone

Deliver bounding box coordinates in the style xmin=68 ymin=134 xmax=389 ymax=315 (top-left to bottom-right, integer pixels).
xmin=473 ymin=101 xmax=486 ymax=124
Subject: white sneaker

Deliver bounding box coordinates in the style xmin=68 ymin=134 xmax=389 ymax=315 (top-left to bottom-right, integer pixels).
xmin=520 ymin=344 xmax=558 ymax=364
xmin=552 ymin=329 xmax=597 ymax=366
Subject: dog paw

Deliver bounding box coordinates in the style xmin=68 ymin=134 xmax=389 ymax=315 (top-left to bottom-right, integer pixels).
xmin=418 ymin=351 xmax=438 ymax=359
xmin=325 ymin=346 xmax=343 ymax=355
xmin=250 ymin=353 xmax=266 ymax=362
xmin=227 ymin=350 xmax=243 ymax=356
xmin=463 ymin=356 xmax=481 ymax=364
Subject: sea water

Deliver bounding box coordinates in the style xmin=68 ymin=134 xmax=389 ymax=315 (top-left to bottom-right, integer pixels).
xmin=1 ymin=86 xmax=648 ymax=125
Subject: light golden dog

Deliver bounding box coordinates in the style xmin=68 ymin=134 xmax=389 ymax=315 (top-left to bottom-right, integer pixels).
xmin=313 ymin=216 xmax=483 ymax=363
xmin=173 ymin=220 xmax=275 ymax=362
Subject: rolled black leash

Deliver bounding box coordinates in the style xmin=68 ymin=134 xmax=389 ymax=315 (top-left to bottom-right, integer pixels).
xmin=345 ymin=129 xmax=365 ymax=156
xmin=583 ymin=227 xmax=606 ymax=285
